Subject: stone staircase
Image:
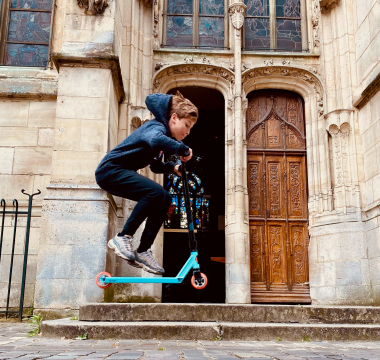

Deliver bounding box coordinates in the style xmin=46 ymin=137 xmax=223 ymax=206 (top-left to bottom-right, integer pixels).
xmin=41 ymin=303 xmax=380 ymax=341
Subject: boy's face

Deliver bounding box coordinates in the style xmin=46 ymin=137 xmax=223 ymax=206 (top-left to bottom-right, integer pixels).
xmin=169 ymin=113 xmax=196 ymax=141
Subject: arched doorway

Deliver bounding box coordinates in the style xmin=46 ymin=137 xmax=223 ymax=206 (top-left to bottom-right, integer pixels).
xmin=247 ymin=89 xmax=311 ymax=303
xmin=162 ymin=86 xmax=226 ymax=303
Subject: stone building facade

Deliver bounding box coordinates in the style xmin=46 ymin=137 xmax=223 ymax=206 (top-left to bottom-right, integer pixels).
xmin=0 ymin=0 xmax=379 ymax=317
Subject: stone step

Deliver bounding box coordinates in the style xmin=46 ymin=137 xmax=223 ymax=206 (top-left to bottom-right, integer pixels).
xmin=42 ymin=319 xmax=380 ymax=341
xmin=79 ymin=303 xmax=380 ymax=324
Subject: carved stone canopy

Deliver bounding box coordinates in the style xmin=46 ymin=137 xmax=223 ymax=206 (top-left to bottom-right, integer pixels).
xmin=319 ymin=0 xmax=340 ymax=13
xmin=77 ymin=0 xmax=108 ymax=15
xmin=242 ymin=66 xmax=324 ymax=117
xmin=228 ymin=3 xmax=247 ymax=30
xmin=153 ymin=64 xmax=235 ymax=92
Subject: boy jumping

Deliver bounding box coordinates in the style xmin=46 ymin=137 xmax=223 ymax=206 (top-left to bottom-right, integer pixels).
xmin=95 ymin=92 xmax=198 ymax=275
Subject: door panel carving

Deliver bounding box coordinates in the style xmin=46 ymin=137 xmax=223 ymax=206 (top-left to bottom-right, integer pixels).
xmin=247 ymin=90 xmax=310 ymax=304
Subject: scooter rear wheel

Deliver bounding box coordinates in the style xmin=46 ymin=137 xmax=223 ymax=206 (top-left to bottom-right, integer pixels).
xmin=191 ymin=273 xmax=208 ymax=290
xmin=95 ymin=271 xmax=112 ymax=289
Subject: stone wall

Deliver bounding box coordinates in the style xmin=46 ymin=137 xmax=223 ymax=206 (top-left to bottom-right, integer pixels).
xmin=354 ymin=0 xmax=380 ymax=305
xmin=0 ymin=98 xmax=56 ymax=309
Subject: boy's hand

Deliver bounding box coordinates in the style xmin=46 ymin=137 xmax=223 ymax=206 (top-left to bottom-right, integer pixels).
xmin=180 ymin=148 xmax=193 ymax=162
xmin=174 ymin=165 xmax=181 ymax=176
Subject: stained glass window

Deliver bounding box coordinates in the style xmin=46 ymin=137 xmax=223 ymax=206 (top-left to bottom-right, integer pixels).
xmin=0 ymin=0 xmax=53 ymax=67
xmin=244 ymin=0 xmax=270 ymax=50
xmin=165 ymin=0 xmax=226 ymax=48
xmin=244 ymin=0 xmax=303 ymax=52
xmin=276 ymin=0 xmax=302 ymax=51
xmin=164 ymin=171 xmax=210 ymax=230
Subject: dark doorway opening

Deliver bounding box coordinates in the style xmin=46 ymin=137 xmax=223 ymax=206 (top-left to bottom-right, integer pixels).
xmin=162 ymin=87 xmax=225 ymax=303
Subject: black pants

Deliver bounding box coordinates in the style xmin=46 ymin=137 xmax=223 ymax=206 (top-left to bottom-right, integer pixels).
xmin=97 ymin=166 xmax=172 ymax=253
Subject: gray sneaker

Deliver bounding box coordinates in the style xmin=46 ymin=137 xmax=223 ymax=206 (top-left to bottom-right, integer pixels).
xmin=134 ymin=249 xmax=165 ymax=275
xmin=108 ymin=234 xmax=135 ymax=261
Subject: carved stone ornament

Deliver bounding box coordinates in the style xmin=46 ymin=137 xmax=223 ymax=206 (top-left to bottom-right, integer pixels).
xmin=153 ymin=64 xmax=235 ymax=92
xmin=228 ymin=3 xmax=247 ymax=30
xmin=155 ymin=62 xmax=164 ymax=71
xmin=242 ymin=66 xmax=324 ymax=117
xmin=130 ymin=117 xmax=142 ymax=132
xmin=153 ymin=0 xmax=159 ymax=37
xmin=320 ymin=0 xmax=341 ymax=13
xmin=311 ymin=0 xmax=321 ymax=47
xmin=77 ymin=0 xmax=108 ymax=14
xmin=202 ymin=56 xmax=211 ymax=64
xmin=282 ymin=60 xmax=290 ymax=66
xmin=264 ymin=59 xmax=273 ymax=66
xmin=328 ymin=122 xmax=351 ymax=185
xmin=184 ymin=57 xmax=194 ymax=63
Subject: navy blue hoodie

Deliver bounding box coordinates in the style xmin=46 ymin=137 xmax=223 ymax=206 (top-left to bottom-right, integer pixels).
xmin=95 ymin=93 xmax=189 ymax=183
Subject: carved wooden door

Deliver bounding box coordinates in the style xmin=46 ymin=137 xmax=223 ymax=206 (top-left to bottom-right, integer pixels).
xmin=247 ymin=90 xmax=311 ymax=303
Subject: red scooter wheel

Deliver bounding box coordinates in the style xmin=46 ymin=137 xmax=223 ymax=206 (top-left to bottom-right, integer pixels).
xmin=95 ymin=271 xmax=112 ymax=289
xmin=191 ymin=273 xmax=208 ymax=290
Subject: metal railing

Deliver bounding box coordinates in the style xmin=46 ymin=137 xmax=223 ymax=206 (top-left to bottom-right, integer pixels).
xmin=0 ymin=189 xmax=40 ymax=321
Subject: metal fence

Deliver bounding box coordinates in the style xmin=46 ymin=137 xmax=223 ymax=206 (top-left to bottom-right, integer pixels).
xmin=0 ymin=189 xmax=40 ymax=321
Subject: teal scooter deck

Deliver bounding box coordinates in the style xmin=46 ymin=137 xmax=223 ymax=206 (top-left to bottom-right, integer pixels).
xmin=95 ymin=156 xmax=208 ymax=290
xmin=97 ymin=251 xmax=199 ymax=285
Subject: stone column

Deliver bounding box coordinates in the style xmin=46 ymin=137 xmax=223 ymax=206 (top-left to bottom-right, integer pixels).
xmin=226 ymin=2 xmax=250 ymax=304
xmin=34 ymin=61 xmax=122 ymax=316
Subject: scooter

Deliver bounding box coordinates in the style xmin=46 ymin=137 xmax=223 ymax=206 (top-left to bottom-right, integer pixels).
xmin=95 ymin=159 xmax=208 ymax=290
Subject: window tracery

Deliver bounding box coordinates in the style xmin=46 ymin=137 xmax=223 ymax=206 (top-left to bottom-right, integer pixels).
xmin=163 ymin=0 xmax=227 ymax=49
xmin=244 ymin=0 xmax=305 ymax=52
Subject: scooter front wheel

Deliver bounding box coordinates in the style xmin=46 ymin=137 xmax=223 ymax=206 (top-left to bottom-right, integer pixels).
xmin=95 ymin=271 xmax=112 ymax=289
xmin=191 ymin=273 xmax=208 ymax=290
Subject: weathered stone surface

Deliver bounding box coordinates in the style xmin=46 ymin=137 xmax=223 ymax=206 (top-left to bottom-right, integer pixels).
xmin=13 ymin=148 xmax=53 ymax=175
xmin=79 ymin=303 xmax=380 ymax=324
xmin=0 ymin=147 xmax=14 ymax=174
xmin=0 ymin=101 xmax=29 ymax=127
xmin=222 ymin=322 xmax=380 ymax=341
xmin=29 ymin=102 xmax=56 ymax=128
xmin=0 ymin=127 xmax=38 ymax=147
xmin=41 ymin=318 xmax=380 ymax=341
xmin=42 ymin=319 xmax=220 ymax=340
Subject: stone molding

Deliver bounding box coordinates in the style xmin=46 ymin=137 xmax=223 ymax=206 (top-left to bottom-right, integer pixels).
xmin=51 ymin=52 xmax=125 ymax=103
xmin=320 ymin=0 xmax=341 ymax=14
xmin=153 ymin=63 xmax=235 ymax=92
xmin=353 ymin=71 xmax=380 ymax=109
xmin=77 ymin=0 xmax=109 ymax=15
xmin=0 ymin=76 xmax=57 ymax=100
xmin=242 ymin=66 xmax=324 ymax=117
xmin=228 ymin=3 xmax=247 ymax=30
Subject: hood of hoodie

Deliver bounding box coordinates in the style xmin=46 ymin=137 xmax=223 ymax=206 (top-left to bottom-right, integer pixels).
xmin=145 ymin=93 xmax=172 ymax=133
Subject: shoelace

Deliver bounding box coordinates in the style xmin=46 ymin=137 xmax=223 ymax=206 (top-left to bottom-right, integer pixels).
xmin=122 ymin=236 xmax=134 ymax=252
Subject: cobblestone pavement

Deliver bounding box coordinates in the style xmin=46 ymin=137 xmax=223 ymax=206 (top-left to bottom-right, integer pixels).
xmin=1 ymin=321 xmax=380 ymax=360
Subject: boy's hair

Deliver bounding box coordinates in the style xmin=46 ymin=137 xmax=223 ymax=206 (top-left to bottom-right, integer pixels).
xmin=169 ymin=91 xmax=198 ymax=122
